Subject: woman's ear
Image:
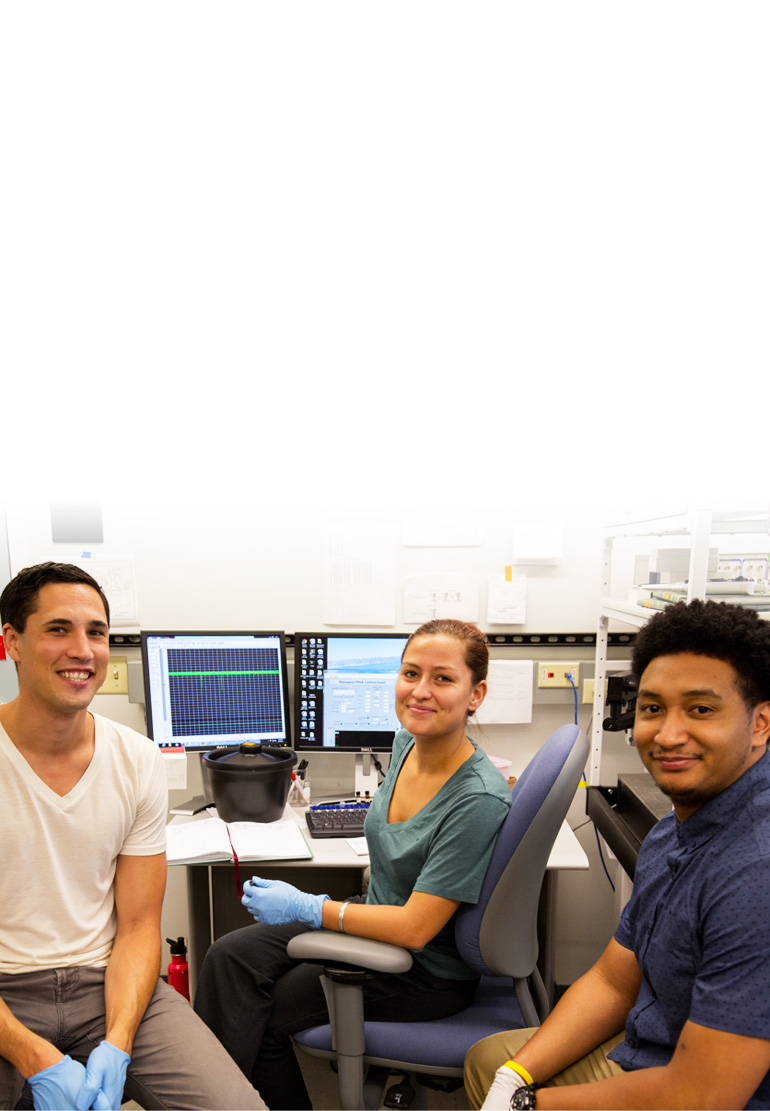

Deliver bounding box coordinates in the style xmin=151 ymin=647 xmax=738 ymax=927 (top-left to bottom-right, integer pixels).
xmin=468 ymin=679 xmax=487 ymax=714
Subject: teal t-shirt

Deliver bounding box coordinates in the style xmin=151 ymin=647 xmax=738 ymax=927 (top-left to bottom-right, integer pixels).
xmin=364 ymin=729 xmax=511 ymax=980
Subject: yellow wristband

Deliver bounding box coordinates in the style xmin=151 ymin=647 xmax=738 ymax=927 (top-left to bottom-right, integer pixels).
xmin=504 ymin=1061 xmax=534 ymax=1087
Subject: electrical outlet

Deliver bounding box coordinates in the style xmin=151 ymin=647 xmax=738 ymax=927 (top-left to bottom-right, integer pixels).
xmin=583 ymin=678 xmax=609 ymax=704
xmin=98 ymin=656 xmax=128 ymax=695
xmin=538 ymin=662 xmax=580 ymax=689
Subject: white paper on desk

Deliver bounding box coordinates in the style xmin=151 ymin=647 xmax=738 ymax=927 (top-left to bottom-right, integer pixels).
xmin=166 ymin=817 xmax=312 ymax=864
xmin=403 ymin=573 xmax=479 ymax=624
xmin=346 ymin=837 xmax=369 ymax=856
xmin=475 ymin=660 xmax=533 ymax=724
xmin=487 ymin=573 xmax=527 ymax=624
xmin=323 ymin=526 xmax=396 ymax=626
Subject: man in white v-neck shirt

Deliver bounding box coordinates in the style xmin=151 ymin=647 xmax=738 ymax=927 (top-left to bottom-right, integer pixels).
xmin=0 ymin=562 xmax=265 ymax=1111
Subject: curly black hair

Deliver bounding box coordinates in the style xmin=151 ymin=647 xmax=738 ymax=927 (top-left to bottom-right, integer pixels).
xmin=632 ymin=598 xmax=770 ymax=707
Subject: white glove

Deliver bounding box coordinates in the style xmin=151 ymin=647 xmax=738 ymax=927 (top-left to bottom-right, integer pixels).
xmin=480 ymin=1063 xmax=528 ymax=1110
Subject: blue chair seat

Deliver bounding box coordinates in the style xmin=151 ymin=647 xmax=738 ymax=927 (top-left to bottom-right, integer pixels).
xmin=294 ymin=976 xmax=525 ymax=1072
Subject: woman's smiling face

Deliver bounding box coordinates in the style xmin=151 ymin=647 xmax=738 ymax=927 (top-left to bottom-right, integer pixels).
xmin=395 ymin=634 xmax=486 ymax=741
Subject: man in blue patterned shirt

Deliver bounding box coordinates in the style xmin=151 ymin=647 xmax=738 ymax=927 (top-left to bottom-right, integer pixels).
xmin=466 ymin=599 xmax=770 ymax=1110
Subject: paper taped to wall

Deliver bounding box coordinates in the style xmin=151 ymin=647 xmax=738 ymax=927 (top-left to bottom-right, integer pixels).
xmin=403 ymin=573 xmax=479 ymax=624
xmin=475 ymin=659 xmax=533 ymax=724
xmin=487 ymin=572 xmax=527 ymax=624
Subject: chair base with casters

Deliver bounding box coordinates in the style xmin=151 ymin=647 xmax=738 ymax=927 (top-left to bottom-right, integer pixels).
xmin=288 ymin=723 xmax=589 ymax=1110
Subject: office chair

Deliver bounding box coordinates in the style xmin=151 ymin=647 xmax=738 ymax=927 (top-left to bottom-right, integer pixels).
xmin=287 ymin=723 xmax=589 ymax=1110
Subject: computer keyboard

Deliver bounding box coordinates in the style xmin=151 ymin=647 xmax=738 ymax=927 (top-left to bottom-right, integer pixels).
xmin=305 ymin=806 xmax=369 ymax=839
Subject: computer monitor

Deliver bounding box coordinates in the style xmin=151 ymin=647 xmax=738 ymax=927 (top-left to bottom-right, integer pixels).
xmin=294 ymin=632 xmax=409 ymax=794
xmin=141 ymin=631 xmax=292 ymax=753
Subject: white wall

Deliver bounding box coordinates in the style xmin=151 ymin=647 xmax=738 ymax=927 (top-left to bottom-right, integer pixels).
xmin=4 ymin=500 xmax=613 ymax=631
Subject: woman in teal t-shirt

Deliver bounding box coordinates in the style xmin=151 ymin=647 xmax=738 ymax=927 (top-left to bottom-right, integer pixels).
xmin=194 ymin=619 xmax=512 ymax=1110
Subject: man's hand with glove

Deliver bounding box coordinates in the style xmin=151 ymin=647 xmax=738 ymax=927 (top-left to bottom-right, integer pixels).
xmin=27 ymin=1056 xmax=88 ymax=1110
xmin=242 ymin=877 xmax=329 ymax=927
xmin=75 ymin=1040 xmax=130 ymax=1110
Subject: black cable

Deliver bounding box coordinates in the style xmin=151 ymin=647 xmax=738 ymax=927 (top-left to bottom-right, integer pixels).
xmin=594 ymin=827 xmax=616 ymax=893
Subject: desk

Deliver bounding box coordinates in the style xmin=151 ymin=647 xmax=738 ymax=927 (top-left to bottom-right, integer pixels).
xmin=176 ymin=807 xmax=588 ymax=1000
xmin=587 ymin=773 xmax=671 ymax=881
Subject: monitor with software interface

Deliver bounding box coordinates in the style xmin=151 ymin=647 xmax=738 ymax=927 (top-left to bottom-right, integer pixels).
xmin=294 ymin=633 xmax=409 ymax=758
xmin=141 ymin=631 xmax=291 ymax=752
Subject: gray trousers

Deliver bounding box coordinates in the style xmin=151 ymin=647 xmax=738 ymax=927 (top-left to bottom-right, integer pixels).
xmin=0 ymin=966 xmax=266 ymax=1110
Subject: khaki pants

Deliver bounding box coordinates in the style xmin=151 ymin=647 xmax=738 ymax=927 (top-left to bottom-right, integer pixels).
xmin=464 ymin=1027 xmax=626 ymax=1109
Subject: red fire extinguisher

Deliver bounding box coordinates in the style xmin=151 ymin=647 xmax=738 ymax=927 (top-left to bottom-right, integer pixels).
xmin=166 ymin=936 xmax=190 ymax=1001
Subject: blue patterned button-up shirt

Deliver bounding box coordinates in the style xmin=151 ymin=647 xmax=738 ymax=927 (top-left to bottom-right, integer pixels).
xmin=610 ymin=750 xmax=770 ymax=1108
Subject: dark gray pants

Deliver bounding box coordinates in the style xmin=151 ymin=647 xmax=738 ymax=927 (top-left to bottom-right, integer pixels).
xmin=0 ymin=966 xmax=265 ymax=1110
xmin=193 ymin=921 xmax=478 ymax=1111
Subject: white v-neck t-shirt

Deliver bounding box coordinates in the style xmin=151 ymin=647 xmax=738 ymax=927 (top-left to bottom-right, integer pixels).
xmin=0 ymin=714 xmax=167 ymax=974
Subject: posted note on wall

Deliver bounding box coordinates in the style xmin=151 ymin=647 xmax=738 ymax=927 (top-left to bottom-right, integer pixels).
xmin=487 ymin=572 xmax=526 ymax=624
xmin=403 ymin=573 xmax=479 ymax=624
xmin=323 ymin=526 xmax=396 ymax=626
xmin=475 ymin=660 xmax=533 ymax=724
xmin=162 ymin=752 xmax=188 ymax=791
xmin=76 ymin=554 xmax=140 ymax=628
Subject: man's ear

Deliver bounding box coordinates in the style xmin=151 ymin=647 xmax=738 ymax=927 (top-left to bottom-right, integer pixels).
xmin=1 ymin=623 xmax=20 ymax=664
xmin=751 ymin=701 xmax=770 ymax=749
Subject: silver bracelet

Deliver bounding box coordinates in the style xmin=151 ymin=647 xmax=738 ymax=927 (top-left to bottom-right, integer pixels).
xmin=338 ymin=902 xmax=348 ymax=934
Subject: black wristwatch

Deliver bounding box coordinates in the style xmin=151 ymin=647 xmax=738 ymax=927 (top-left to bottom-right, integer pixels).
xmin=510 ymin=1083 xmax=539 ymax=1109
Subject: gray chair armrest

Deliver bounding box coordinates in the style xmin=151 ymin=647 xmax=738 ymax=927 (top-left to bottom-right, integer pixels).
xmin=287 ymin=929 xmax=413 ymax=974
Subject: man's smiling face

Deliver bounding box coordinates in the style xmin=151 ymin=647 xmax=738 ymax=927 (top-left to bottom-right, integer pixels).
xmin=634 ymin=651 xmax=770 ymax=821
xmin=4 ymin=581 xmax=110 ymax=716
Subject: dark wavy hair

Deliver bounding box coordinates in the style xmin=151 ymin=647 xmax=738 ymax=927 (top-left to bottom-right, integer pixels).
xmin=0 ymin=562 xmax=110 ymax=632
xmin=632 ymin=598 xmax=770 ymax=708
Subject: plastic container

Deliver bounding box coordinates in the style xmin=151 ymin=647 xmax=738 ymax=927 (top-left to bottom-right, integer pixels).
xmin=202 ymin=742 xmax=298 ymax=822
xmin=166 ymin=936 xmax=190 ymax=1001
xmin=288 ymin=770 xmax=311 ymax=807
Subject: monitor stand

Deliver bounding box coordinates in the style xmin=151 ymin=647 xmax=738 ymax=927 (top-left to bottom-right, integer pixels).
xmin=169 ymin=795 xmax=213 ymax=816
xmin=354 ymin=753 xmax=379 ymax=798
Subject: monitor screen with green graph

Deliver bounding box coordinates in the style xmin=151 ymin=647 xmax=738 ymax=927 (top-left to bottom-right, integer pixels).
xmin=141 ymin=631 xmax=291 ymax=751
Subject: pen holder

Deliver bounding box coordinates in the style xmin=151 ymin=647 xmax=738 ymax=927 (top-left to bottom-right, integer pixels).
xmin=289 ymin=771 xmax=311 ymax=807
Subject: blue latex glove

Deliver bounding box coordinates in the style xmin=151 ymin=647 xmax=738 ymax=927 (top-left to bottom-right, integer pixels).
xmin=242 ymin=876 xmax=329 ymax=927
xmin=28 ymin=1055 xmax=87 ymax=1110
xmin=75 ymin=1041 xmax=130 ymax=1111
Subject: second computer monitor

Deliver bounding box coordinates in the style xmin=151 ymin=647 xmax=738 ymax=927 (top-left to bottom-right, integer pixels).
xmin=294 ymin=632 xmax=409 ymax=755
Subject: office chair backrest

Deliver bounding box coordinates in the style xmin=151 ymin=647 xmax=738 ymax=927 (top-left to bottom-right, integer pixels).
xmin=456 ymin=724 xmax=588 ymax=980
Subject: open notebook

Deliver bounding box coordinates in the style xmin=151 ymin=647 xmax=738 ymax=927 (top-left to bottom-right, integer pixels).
xmin=166 ymin=816 xmax=312 ymax=865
